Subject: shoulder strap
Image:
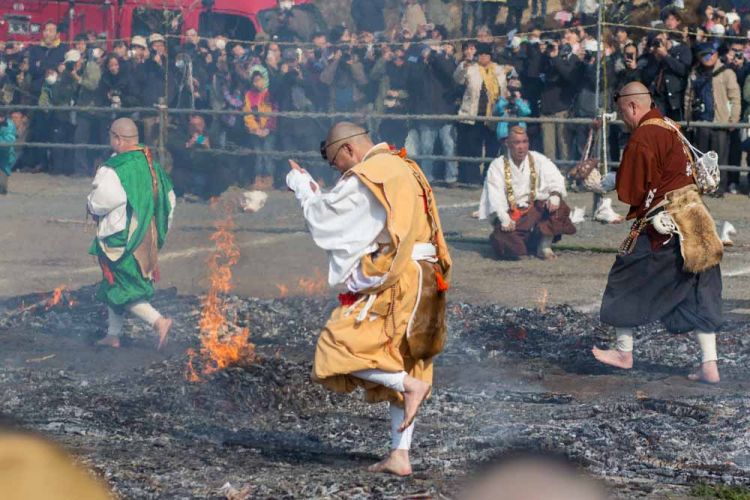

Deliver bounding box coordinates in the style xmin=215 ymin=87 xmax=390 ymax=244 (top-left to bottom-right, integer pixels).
xmin=402 ymin=156 xmax=441 ymax=249
xmin=639 ymin=118 xmax=672 ymax=130
xmin=135 ymin=146 xmax=159 ymax=207
xmin=712 ymin=65 xmax=730 ymax=78
xmin=638 ymin=117 xmax=700 ymax=185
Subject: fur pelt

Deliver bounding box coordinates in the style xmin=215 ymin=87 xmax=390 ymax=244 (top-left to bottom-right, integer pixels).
xmin=665 ymin=185 xmax=723 ymax=274
xmin=407 ymin=261 xmax=447 ymax=360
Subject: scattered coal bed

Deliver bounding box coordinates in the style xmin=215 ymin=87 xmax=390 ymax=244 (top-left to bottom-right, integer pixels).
xmin=1 ymin=286 xmax=749 ymax=498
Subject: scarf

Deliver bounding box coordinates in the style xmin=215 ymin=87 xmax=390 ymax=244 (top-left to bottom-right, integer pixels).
xmin=479 ymin=63 xmax=501 ymax=121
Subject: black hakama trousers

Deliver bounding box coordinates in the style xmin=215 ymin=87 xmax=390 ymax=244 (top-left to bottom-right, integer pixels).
xmin=600 ymin=233 xmax=723 ymax=333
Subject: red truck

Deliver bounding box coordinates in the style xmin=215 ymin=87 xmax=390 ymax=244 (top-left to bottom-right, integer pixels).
xmin=0 ymin=0 xmax=324 ymax=44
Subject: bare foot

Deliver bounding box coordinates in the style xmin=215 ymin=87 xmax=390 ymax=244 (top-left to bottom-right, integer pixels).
xmin=538 ymin=248 xmax=557 ymax=260
xmin=154 ymin=317 xmax=173 ymax=350
xmin=592 ymin=347 xmax=633 ymax=369
xmin=367 ymin=449 xmax=412 ymax=476
xmin=400 ymin=375 xmax=431 ymax=433
xmin=95 ymin=335 xmax=120 ymax=348
xmin=688 ymin=361 xmax=720 ymax=384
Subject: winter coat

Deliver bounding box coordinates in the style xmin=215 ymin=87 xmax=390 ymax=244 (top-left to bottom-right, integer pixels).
xmin=407 ymin=51 xmax=458 ymax=118
xmin=351 ymin=0 xmax=386 ymax=33
xmin=28 ymin=39 xmax=66 ymax=92
xmin=453 ymin=61 xmax=507 ymax=124
xmin=494 ymin=96 xmax=531 ymax=139
xmin=539 ymin=53 xmax=579 ymax=115
xmin=640 ymin=41 xmax=692 ymax=113
xmin=684 ymin=61 xmax=742 ymax=124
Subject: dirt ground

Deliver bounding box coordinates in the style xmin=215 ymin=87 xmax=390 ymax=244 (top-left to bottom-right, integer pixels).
xmin=3 ymin=172 xmax=750 ymax=314
xmin=2 ymin=172 xmax=750 ymax=499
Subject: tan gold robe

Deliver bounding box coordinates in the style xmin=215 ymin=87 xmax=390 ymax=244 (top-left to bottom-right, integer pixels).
xmin=312 ymin=146 xmax=452 ymax=405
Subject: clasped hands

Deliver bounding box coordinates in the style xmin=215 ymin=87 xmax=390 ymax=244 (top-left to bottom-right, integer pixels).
xmin=288 ymin=159 xmax=318 ymax=193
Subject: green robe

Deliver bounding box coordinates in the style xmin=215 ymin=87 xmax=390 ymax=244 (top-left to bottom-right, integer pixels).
xmin=88 ymin=148 xmax=173 ymax=311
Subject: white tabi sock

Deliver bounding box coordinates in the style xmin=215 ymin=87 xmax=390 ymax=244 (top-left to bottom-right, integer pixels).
xmin=107 ymin=307 xmax=124 ymax=338
xmin=390 ymin=403 xmax=414 ymax=450
xmin=615 ymin=327 xmax=634 ymax=352
xmin=351 ymin=369 xmax=407 ymax=392
xmin=126 ymin=301 xmax=162 ymax=327
xmin=696 ymin=331 xmax=718 ymax=363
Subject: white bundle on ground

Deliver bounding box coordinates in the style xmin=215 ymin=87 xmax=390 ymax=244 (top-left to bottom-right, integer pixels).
xmin=720 ymin=221 xmax=737 ymax=246
xmin=241 ymin=191 xmax=268 ymax=213
xmin=570 ymin=207 xmax=586 ymax=224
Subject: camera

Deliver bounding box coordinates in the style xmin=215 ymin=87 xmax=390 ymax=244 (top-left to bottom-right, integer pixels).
xmin=692 ymin=96 xmax=705 ymax=116
xmin=650 ymin=38 xmax=662 ymax=49
xmin=559 ymin=43 xmax=573 ymax=57
xmin=110 ymin=89 xmax=122 ymax=108
xmin=625 ymin=52 xmax=635 ymax=61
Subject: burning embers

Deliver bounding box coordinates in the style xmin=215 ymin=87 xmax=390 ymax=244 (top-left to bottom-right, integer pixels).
xmin=276 ymin=268 xmax=327 ymax=298
xmin=46 ymin=285 xmax=77 ymax=309
xmin=187 ymin=201 xmax=255 ymax=381
xmin=18 ymin=285 xmax=76 ymax=315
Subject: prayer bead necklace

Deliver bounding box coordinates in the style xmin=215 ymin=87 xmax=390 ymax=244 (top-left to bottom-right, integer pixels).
xmin=503 ymin=154 xmax=537 ymax=220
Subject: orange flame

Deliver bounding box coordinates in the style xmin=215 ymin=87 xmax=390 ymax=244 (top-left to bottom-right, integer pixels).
xmin=45 ymin=285 xmax=66 ymax=310
xmin=187 ymin=201 xmax=255 ymax=381
xmin=297 ymin=269 xmax=328 ymax=297
xmin=536 ymin=288 xmax=549 ymax=313
xmin=274 ymin=269 xmax=327 ymax=298
xmin=297 ymin=268 xmax=327 ymax=296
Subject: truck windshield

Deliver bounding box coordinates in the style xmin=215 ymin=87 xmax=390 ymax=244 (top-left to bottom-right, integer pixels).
xmin=257 ymin=5 xmax=325 ymax=42
xmin=198 ymin=12 xmax=256 ymax=41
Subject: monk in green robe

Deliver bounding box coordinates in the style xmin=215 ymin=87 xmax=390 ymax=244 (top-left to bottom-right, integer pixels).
xmin=87 ymin=118 xmax=175 ymax=348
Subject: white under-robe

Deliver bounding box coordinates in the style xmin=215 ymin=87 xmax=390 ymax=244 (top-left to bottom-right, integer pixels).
xmin=87 ymin=165 xmax=176 ymax=241
xmin=478 ymin=151 xmax=567 ymax=226
xmin=286 ymin=165 xmax=388 ymax=292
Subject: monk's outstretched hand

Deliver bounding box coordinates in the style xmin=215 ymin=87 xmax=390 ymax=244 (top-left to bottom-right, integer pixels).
xmin=288 ymin=159 xmax=306 ymax=173
xmin=288 ymin=159 xmax=318 ymax=193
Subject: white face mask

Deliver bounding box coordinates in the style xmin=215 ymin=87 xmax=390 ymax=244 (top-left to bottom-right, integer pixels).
xmin=215 ymin=39 xmax=226 ymax=51
xmin=279 ymin=0 xmax=293 ymax=10
xmin=45 ymin=73 xmax=58 ymax=85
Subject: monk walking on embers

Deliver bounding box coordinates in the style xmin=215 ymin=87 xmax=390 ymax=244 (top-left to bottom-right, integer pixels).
xmin=287 ymin=123 xmax=452 ymax=475
xmin=87 ymin=118 xmax=176 ymax=349
xmin=592 ymin=82 xmax=723 ymax=383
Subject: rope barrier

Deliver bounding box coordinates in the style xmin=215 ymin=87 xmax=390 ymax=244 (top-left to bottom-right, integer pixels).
xmin=159 ymin=25 xmax=601 ymax=49
xmin=4 ymin=141 xmax=748 ymax=172
xmin=601 ymin=21 xmax=750 ymax=42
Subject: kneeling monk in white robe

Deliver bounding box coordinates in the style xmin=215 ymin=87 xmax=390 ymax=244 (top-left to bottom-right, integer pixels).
xmin=287 ymin=122 xmax=452 ymax=476
xmin=478 ymin=126 xmax=576 ymax=260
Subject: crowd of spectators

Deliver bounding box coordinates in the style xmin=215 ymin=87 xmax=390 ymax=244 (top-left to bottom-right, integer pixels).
xmin=1 ymin=0 xmax=750 ymax=197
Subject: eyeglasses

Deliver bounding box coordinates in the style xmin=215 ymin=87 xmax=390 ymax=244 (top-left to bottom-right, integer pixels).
xmin=613 ymin=91 xmax=651 ymax=103
xmin=319 ymin=130 xmax=368 ymax=165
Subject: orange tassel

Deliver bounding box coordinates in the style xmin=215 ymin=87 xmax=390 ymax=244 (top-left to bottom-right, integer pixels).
xmin=397 ymin=147 xmax=407 ymax=158
xmin=434 ymin=266 xmax=449 ymax=292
